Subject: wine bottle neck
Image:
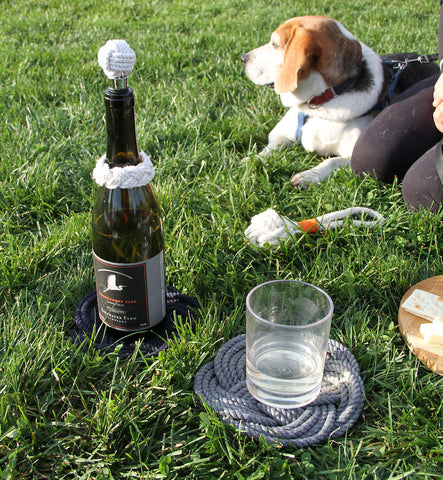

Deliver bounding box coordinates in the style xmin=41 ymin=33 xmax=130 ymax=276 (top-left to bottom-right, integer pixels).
xmin=105 ymin=87 xmax=140 ymax=167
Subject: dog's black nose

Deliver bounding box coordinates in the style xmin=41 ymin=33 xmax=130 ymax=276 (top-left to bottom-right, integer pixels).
xmin=241 ymin=53 xmax=249 ymax=65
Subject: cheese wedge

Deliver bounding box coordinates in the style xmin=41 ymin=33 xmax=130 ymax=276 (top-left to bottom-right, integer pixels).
xmin=434 ymin=316 xmax=443 ymax=327
xmin=420 ymin=321 xmax=443 ymax=344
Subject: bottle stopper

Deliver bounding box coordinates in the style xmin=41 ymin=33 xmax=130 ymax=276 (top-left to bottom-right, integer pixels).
xmin=98 ymin=39 xmax=136 ymax=89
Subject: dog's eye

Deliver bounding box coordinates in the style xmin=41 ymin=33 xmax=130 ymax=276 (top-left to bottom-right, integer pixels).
xmin=272 ymin=42 xmax=280 ymax=49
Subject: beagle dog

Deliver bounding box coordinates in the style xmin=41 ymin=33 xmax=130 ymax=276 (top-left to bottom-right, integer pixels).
xmin=241 ymin=16 xmax=439 ymax=186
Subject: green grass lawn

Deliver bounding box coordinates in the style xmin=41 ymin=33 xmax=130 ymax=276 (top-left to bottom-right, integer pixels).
xmin=1 ymin=0 xmax=442 ymax=478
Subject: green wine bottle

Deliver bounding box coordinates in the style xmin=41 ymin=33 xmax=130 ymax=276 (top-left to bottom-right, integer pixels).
xmin=92 ymin=40 xmax=166 ymax=331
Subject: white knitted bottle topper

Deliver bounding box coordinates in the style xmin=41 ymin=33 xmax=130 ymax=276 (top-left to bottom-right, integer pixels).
xmin=93 ymin=40 xmax=155 ymax=189
xmin=98 ymin=39 xmax=136 ymax=81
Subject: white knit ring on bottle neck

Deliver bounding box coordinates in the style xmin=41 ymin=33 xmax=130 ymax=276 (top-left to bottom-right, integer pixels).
xmin=92 ymin=151 xmax=155 ymax=189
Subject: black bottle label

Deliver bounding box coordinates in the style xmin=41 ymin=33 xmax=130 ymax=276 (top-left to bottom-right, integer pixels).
xmin=93 ymin=251 xmax=166 ymax=331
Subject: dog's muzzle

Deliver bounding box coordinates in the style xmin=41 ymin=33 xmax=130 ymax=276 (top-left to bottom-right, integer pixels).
xmin=241 ymin=53 xmax=274 ymax=89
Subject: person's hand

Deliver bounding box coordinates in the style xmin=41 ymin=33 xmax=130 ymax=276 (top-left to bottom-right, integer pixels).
xmin=432 ymin=72 xmax=443 ymax=132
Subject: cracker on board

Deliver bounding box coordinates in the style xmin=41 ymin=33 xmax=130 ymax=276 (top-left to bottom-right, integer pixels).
xmin=401 ymin=289 xmax=443 ymax=321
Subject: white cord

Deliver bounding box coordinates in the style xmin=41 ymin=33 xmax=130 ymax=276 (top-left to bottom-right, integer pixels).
xmin=317 ymin=207 xmax=385 ymax=229
xmin=245 ymin=207 xmax=385 ymax=247
xmin=92 ymin=152 xmax=155 ymax=189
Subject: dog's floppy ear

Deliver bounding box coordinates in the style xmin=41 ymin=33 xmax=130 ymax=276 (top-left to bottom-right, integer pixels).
xmin=275 ymin=29 xmax=321 ymax=94
xmin=340 ymin=36 xmax=362 ymax=75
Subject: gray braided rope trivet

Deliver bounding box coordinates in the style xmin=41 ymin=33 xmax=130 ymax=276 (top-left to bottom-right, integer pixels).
xmin=193 ymin=334 xmax=364 ymax=447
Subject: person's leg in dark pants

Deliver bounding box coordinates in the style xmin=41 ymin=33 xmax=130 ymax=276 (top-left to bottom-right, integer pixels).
xmin=351 ymin=74 xmax=442 ymax=182
xmin=403 ymin=143 xmax=443 ymax=212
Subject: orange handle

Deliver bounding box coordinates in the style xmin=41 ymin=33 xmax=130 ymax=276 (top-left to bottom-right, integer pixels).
xmin=297 ymin=218 xmax=319 ymax=233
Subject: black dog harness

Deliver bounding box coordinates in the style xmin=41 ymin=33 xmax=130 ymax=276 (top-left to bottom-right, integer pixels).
xmin=378 ymin=54 xmax=439 ymax=108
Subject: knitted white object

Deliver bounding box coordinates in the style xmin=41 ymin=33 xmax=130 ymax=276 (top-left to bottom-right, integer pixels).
xmin=246 ymin=207 xmax=385 ymax=247
xmin=98 ymin=39 xmax=136 ymax=80
xmin=245 ymin=209 xmax=299 ymax=246
xmin=92 ymin=151 xmax=155 ymax=189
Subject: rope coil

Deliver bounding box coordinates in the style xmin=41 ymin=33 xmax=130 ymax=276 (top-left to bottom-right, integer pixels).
xmin=72 ymin=286 xmax=200 ymax=357
xmin=194 ymin=334 xmax=365 ymax=447
xmin=245 ymin=207 xmax=385 ymax=247
xmin=92 ymin=151 xmax=155 ymax=189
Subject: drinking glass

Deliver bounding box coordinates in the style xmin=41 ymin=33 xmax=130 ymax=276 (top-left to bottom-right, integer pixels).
xmin=246 ymin=280 xmax=333 ymax=408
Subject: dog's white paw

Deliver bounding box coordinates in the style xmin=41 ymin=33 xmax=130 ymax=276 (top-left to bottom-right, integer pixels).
xmin=291 ymin=157 xmax=351 ymax=188
xmin=291 ymin=169 xmax=323 ymax=188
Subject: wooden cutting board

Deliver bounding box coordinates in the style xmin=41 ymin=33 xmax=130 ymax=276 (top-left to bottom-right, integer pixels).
xmin=398 ymin=275 xmax=443 ymax=375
